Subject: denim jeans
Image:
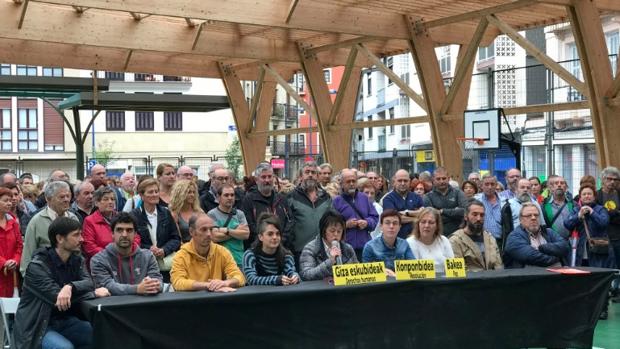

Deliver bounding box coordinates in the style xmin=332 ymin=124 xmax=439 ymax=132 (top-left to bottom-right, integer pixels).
xmin=42 ymin=316 xmax=93 ymax=349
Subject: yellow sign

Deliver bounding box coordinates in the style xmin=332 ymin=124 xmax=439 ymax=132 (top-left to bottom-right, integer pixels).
xmin=395 ymin=259 xmax=436 ymax=280
xmin=415 ymin=150 xmax=435 ymax=163
xmin=444 ymin=258 xmax=467 ymax=278
xmin=332 ymin=262 xmax=387 ymax=286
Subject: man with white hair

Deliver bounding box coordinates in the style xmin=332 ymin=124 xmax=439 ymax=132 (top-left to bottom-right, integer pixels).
xmin=333 ymin=169 xmax=378 ymax=260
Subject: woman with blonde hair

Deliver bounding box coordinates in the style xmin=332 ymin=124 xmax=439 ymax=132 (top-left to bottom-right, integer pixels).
xmin=169 ymin=179 xmax=204 ymax=243
xmin=406 ymin=207 xmax=454 ymax=273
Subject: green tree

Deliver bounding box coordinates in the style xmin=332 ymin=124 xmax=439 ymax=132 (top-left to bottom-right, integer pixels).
xmin=224 ymin=136 xmax=243 ymax=180
xmin=94 ymin=140 xmax=118 ymax=167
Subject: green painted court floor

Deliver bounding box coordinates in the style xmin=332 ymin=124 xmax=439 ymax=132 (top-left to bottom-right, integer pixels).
xmin=593 ymin=301 xmax=619 ymax=349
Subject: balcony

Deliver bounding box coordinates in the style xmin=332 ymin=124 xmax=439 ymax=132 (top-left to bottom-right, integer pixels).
xmin=270 ymin=141 xmax=305 ymax=156
xmin=135 ymin=73 xmax=156 ymax=81
xmin=272 ymin=103 xmax=301 ymax=122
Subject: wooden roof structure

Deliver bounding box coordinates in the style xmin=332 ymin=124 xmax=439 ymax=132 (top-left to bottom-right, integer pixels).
xmin=2 ymin=0 xmax=620 ymax=177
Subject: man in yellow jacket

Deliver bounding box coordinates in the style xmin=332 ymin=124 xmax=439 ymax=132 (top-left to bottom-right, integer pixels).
xmin=171 ymin=214 xmax=245 ymax=292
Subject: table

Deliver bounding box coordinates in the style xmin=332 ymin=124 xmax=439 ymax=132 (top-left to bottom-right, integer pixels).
xmin=81 ymin=267 xmax=614 ymax=349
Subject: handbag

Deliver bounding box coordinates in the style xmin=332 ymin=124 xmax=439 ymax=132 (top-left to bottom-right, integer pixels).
xmin=583 ymin=218 xmax=610 ymax=255
xmin=157 ymin=252 xmax=176 ymax=271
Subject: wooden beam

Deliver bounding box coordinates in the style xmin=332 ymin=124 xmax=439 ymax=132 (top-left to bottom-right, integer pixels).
xmin=487 ymin=14 xmax=587 ymax=96
xmin=191 ymin=22 xmax=205 ymax=51
xmin=425 ymin=0 xmax=539 ymax=28
xmin=249 ymin=67 xmax=266 ymax=133
xmin=357 ymin=43 xmax=427 ymax=113
xmin=18 ymin=0 xmax=29 ymax=29
xmin=262 ymin=63 xmax=315 ymax=118
xmin=184 ymin=17 xmax=195 ymax=27
xmin=250 ymin=127 xmax=318 ymax=137
xmin=285 ymin=0 xmax=299 ymax=24
xmin=129 ymin=11 xmax=142 ymax=20
xmin=440 ymin=17 xmax=488 ymax=116
xmin=330 ymin=116 xmax=429 ymax=130
xmin=31 ymin=0 xmax=496 ymax=44
xmin=607 ymin=72 xmax=620 ymax=98
xmin=309 ymin=36 xmax=379 ymax=54
xmin=123 ymin=50 xmax=133 ymax=71
xmin=328 ymin=46 xmax=358 ymax=126
xmin=0 ymin=2 xmax=358 ymax=67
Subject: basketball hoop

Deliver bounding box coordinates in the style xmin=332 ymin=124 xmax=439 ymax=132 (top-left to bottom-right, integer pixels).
xmin=456 ymin=137 xmax=485 ymax=160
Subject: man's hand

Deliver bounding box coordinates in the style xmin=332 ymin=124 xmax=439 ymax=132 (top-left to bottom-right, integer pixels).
xmin=150 ymin=246 xmax=164 ymax=258
xmin=3 ymin=259 xmax=17 ymax=270
xmin=345 ymin=219 xmax=358 ymax=229
xmin=137 ymin=276 xmax=161 ymax=295
xmin=205 ymin=279 xmax=228 ymax=292
xmin=385 ymin=269 xmax=396 ymax=277
xmin=95 ymin=287 xmax=111 ymax=298
xmin=214 ymin=286 xmax=236 ymax=293
xmin=357 ymin=220 xmax=368 ymax=230
xmin=56 ymin=284 xmax=73 ymax=311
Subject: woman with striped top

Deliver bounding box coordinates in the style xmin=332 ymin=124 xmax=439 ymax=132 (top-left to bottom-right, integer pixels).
xmin=242 ymin=213 xmax=300 ymax=286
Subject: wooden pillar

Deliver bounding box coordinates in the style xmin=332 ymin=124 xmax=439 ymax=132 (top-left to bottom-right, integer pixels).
xmin=568 ymin=1 xmax=619 ymax=169
xmin=406 ymin=16 xmax=464 ymax=181
xmin=297 ymin=44 xmax=361 ymax=171
xmin=218 ymin=63 xmax=275 ymax=175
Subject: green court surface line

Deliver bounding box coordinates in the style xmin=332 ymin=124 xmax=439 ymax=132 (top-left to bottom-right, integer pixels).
xmin=593 ymin=301 xmax=619 ymax=349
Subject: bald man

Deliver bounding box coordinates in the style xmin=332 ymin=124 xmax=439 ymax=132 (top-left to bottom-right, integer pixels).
xmin=383 ymin=169 xmax=424 ymax=238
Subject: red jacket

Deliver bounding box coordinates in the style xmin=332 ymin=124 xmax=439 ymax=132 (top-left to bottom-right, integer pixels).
xmin=82 ymin=210 xmax=140 ymax=263
xmin=0 ymin=216 xmax=23 ymax=297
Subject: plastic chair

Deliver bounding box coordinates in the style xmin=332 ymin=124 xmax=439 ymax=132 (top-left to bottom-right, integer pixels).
xmin=0 ymin=297 xmax=20 ymax=349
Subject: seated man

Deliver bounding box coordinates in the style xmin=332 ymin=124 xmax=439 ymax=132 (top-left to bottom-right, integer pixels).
xmin=171 ymin=214 xmax=245 ymax=292
xmin=14 ymin=217 xmax=110 ymax=349
xmin=449 ymin=199 xmax=503 ymax=272
xmin=503 ymin=203 xmax=570 ymax=268
xmin=91 ymin=212 xmax=163 ymax=295
xmin=362 ymin=209 xmax=415 ymax=276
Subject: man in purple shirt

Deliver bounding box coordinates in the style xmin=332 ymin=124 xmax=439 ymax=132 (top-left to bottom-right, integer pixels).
xmin=332 ymin=169 xmax=379 ymax=260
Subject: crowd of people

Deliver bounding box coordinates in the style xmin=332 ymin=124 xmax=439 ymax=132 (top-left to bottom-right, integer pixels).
xmin=0 ymin=161 xmax=618 ymax=348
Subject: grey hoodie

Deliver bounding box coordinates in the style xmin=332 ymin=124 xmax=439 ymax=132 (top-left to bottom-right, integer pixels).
xmin=90 ymin=243 xmax=163 ymax=295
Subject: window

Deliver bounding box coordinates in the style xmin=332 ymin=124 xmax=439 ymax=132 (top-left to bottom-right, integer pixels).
xmin=18 ymin=109 xmax=37 ymax=151
xmin=606 ymin=31 xmax=619 ymax=76
xmin=105 ymin=71 xmax=125 ymax=81
xmin=367 ymin=115 xmax=373 ymax=138
xmin=0 ymin=64 xmax=10 ymax=75
xmin=42 ymin=67 xmax=63 ymax=77
xmin=163 ymin=75 xmax=182 ymax=81
xmin=164 ymin=111 xmax=183 ymax=131
xmin=366 ymin=72 xmax=372 ymax=96
xmin=296 ymin=73 xmax=305 ymax=93
xmin=439 ymin=47 xmax=451 ymax=75
xmin=135 ymin=112 xmax=154 ymax=131
xmin=478 ymin=43 xmax=495 ymax=61
xmin=400 ymin=125 xmax=411 ymax=140
xmin=389 ymin=108 xmax=395 ymax=134
xmin=135 ymin=73 xmax=155 ymax=81
xmin=16 ymin=65 xmax=37 ymax=76
xmin=0 ymin=109 xmax=11 ymax=151
xmin=567 ymin=43 xmax=584 ymax=102
xmin=385 ymin=57 xmax=394 ymax=85
xmin=106 ymin=111 xmax=125 ymax=130
xmin=400 ymin=95 xmax=409 ymax=117
xmin=323 ymin=69 xmax=331 ymax=84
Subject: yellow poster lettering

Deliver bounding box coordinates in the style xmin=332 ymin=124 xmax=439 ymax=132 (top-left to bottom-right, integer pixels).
xmin=444 ymin=258 xmax=466 ymax=278
xmin=332 ymin=262 xmax=387 ymax=286
xmin=395 ymin=259 xmax=436 ymax=280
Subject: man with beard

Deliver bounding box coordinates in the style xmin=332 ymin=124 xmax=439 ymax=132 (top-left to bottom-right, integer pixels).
xmin=383 ymin=169 xmax=424 ymax=238
xmin=499 ymin=168 xmax=522 ymax=204
xmin=287 ymin=161 xmax=332 ymax=262
xmin=423 ymin=167 xmax=467 ymax=236
xmin=90 ymin=212 xmax=163 ymax=295
xmin=450 ymin=200 xmax=503 ymax=271
xmin=208 ymin=184 xmax=250 ymax=266
xmin=333 ymin=169 xmax=379 ymax=260
xmin=504 ymin=203 xmax=569 ymax=268
xmin=200 ymin=166 xmax=241 ymax=213
xmin=541 ymin=175 xmax=574 ymax=239
xmin=500 ymin=178 xmax=544 ymax=249
xmin=241 ymin=163 xmax=294 ymax=250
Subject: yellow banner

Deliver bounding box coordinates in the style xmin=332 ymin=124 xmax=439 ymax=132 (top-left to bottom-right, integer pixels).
xmin=394 ymin=259 xmax=436 ymax=280
xmin=332 ymin=262 xmax=387 ymax=286
xmin=444 ymin=258 xmax=467 ymax=278
xmin=415 ymin=150 xmax=435 ymax=163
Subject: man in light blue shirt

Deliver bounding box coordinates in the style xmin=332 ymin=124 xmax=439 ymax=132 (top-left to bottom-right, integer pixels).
xmin=474 ymin=174 xmax=503 ymax=242
xmin=362 ymin=209 xmax=415 ymax=275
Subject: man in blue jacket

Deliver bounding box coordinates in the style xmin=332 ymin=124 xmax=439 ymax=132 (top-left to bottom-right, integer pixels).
xmin=333 ymin=169 xmax=379 ymax=260
xmin=383 ymin=169 xmax=424 ymax=239
xmin=504 ymin=203 xmax=570 ymax=268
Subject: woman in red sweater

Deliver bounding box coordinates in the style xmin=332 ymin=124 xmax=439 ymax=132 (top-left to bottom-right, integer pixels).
xmin=0 ymin=187 xmax=23 ymax=297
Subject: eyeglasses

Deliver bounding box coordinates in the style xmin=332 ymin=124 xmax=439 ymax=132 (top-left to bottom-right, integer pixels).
xmin=215 ymin=176 xmax=230 ymax=181
xmin=382 ymin=220 xmax=400 ymax=226
xmin=605 ymin=177 xmax=620 ymax=182
xmin=520 ymin=213 xmax=540 ymax=219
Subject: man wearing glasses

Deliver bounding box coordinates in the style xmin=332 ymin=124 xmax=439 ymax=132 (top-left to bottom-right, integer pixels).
xmin=171 ymin=214 xmax=245 ymax=292
xmin=200 ymin=167 xmax=240 ymax=214
xmin=499 ymin=168 xmax=522 ymax=204
xmin=597 ymin=166 xmax=620 ymax=302
xmin=503 ymin=203 xmax=569 ymax=268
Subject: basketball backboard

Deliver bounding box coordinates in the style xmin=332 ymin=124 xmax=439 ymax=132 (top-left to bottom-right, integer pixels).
xmin=463 ymin=108 xmax=501 ymax=150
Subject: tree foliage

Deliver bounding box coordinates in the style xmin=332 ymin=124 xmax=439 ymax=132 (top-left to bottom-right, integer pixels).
xmin=224 ymin=136 xmax=243 ymax=180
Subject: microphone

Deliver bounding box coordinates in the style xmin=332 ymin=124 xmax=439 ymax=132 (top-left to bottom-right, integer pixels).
xmin=331 ymin=240 xmax=343 ymax=265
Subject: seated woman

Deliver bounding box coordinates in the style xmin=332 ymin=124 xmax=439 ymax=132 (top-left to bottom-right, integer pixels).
xmin=406 ymin=207 xmax=454 ymax=273
xmin=83 ymin=187 xmax=140 ymax=264
xmin=169 ymin=179 xmax=204 ymax=243
xmin=242 ymin=214 xmax=299 ymax=286
xmin=362 ymin=209 xmax=415 ymax=276
xmin=299 ymin=210 xmax=358 ymax=281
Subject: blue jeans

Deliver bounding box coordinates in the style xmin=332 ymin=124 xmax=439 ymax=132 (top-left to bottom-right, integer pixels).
xmin=42 ymin=316 xmax=93 ymax=349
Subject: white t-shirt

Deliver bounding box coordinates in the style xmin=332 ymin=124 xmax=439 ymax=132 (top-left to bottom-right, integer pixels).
xmin=145 ymin=208 xmax=158 ymax=246
xmin=406 ymin=235 xmax=454 ymax=273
